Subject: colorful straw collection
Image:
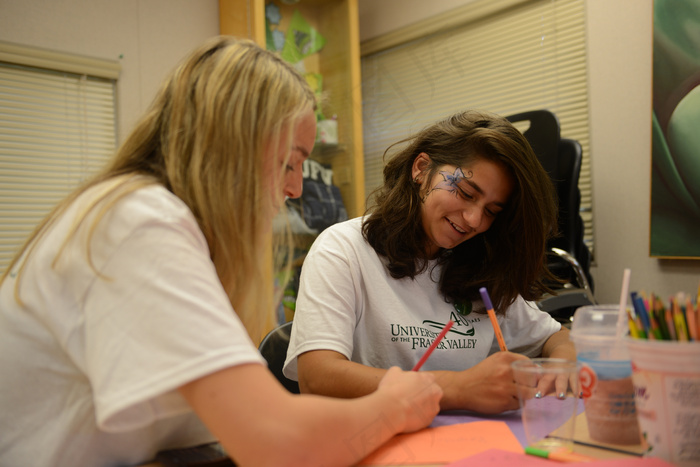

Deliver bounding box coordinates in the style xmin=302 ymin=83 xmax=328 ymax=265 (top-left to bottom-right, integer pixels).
xmin=627 ymin=288 xmax=700 ymax=341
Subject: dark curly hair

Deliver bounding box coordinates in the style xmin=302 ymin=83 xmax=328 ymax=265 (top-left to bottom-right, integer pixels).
xmin=363 ymin=110 xmax=558 ymax=315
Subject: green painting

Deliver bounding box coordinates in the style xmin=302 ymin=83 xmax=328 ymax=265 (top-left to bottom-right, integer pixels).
xmin=650 ymin=0 xmax=700 ymax=258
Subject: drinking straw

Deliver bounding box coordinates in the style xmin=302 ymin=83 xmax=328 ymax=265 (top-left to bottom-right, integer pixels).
xmin=479 ymin=287 xmax=508 ymax=351
xmin=615 ymin=269 xmax=631 ymax=338
xmin=412 ymin=320 xmax=454 ymax=371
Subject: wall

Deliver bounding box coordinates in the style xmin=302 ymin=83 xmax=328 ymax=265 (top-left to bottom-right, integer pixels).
xmin=1 ymin=0 xmax=698 ymax=303
xmin=357 ymin=0 xmax=700 ymax=304
xmin=0 ymin=0 xmax=219 ymax=142
xmin=586 ymin=1 xmax=700 ymax=304
xmin=358 ymin=0 xmax=473 ymax=42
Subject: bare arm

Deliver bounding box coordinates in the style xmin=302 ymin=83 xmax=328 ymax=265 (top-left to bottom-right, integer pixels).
xmin=541 ymin=326 xmax=576 ymax=361
xmin=178 ymin=363 xmax=441 ymax=467
xmin=297 ymin=349 xmax=529 ymax=414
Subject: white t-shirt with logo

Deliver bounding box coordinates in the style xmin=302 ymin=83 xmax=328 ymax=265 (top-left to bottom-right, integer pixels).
xmin=0 ymin=181 xmax=265 ymax=467
xmin=284 ymin=217 xmax=560 ymax=379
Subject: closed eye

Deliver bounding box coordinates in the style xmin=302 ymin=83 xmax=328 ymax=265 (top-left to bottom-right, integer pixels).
xmin=485 ymin=206 xmax=505 ymax=218
xmin=456 ymin=187 xmax=473 ymax=200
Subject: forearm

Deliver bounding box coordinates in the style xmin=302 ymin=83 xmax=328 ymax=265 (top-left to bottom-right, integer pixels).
xmin=298 ymin=350 xmax=387 ymax=398
xmin=284 ymin=391 xmax=411 ymax=465
xmin=180 ymin=366 xmax=396 ymax=467
xmin=180 ymin=364 xmax=439 ymax=467
xmin=541 ymin=327 xmax=576 ymax=360
xmin=300 ymin=357 xmax=461 ymax=411
xmin=298 ymin=349 xmax=524 ymax=414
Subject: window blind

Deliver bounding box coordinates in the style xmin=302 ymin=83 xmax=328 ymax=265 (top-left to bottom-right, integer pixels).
xmin=0 ymin=43 xmax=118 ymax=273
xmin=360 ymin=0 xmax=593 ymax=255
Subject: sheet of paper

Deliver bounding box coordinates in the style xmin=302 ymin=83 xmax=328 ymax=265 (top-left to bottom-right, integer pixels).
xmin=359 ymin=421 xmax=521 ymax=465
xmin=445 ymin=448 xmax=554 ymax=466
xmin=445 ymin=448 xmax=676 ymax=467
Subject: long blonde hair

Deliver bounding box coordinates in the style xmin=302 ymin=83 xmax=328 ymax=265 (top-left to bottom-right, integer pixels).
xmin=2 ymin=36 xmax=316 ymax=341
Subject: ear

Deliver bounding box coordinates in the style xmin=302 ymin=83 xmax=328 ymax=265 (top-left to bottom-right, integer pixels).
xmin=412 ymin=152 xmax=431 ymax=183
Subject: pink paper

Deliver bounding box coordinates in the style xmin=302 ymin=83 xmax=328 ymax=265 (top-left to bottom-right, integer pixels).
xmin=445 ymin=448 xmax=677 ymax=467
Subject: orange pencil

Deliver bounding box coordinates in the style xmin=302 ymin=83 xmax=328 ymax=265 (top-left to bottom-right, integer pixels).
xmin=480 ymin=287 xmax=508 ymax=351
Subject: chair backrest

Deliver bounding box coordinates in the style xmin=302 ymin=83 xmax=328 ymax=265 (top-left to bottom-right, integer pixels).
xmin=506 ymin=109 xmax=593 ymax=289
xmin=506 ymin=109 xmax=561 ymax=180
xmin=258 ymin=321 xmax=300 ymax=394
xmin=555 ymin=138 xmax=592 ymax=278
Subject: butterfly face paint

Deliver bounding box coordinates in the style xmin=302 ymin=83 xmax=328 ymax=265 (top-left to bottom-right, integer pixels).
xmin=423 ymin=167 xmax=472 ymax=201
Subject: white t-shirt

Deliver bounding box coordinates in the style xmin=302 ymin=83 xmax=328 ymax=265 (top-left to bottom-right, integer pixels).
xmin=284 ymin=217 xmax=560 ymax=379
xmin=0 ymin=180 xmax=265 ymax=467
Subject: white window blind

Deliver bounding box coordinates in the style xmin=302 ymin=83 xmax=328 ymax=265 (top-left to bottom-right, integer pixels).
xmin=360 ymin=0 xmax=593 ymax=255
xmin=0 ymin=42 xmax=119 ymax=273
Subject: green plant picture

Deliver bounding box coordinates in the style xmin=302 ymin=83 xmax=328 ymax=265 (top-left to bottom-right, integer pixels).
xmin=650 ymin=0 xmax=700 ymax=258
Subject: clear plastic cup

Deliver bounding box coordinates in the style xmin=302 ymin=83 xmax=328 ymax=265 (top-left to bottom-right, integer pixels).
xmin=512 ymin=358 xmax=580 ymax=451
xmin=570 ymin=305 xmax=641 ymax=445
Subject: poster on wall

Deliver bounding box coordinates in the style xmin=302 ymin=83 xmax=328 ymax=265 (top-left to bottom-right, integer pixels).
xmin=650 ymin=0 xmax=700 ymax=258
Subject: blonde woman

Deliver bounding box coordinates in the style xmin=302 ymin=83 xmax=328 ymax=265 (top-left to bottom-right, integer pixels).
xmin=0 ymin=37 xmax=441 ymax=467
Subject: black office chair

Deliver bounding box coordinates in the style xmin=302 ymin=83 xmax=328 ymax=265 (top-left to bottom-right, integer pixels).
xmin=506 ymin=110 xmax=596 ymax=323
xmin=258 ymin=320 xmax=300 ymax=394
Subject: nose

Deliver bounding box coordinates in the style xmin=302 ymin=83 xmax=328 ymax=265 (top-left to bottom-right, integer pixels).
xmin=283 ymin=171 xmax=303 ymax=199
xmin=462 ymin=206 xmax=484 ymax=231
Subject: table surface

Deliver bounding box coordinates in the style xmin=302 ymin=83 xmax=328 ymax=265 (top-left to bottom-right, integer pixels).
xmin=141 ymin=408 xmax=646 ymax=466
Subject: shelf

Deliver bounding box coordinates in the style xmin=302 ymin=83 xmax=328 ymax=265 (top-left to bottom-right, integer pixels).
xmin=219 ymin=0 xmax=365 ymax=218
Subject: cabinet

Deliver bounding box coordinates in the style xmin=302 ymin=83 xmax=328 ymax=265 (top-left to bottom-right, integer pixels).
xmin=219 ymin=0 xmax=365 ymax=219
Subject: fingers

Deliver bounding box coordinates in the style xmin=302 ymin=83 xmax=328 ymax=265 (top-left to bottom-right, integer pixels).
xmin=381 ymin=367 xmax=441 ymax=433
xmin=554 ymin=373 xmax=573 ymax=399
xmin=516 ymin=359 xmax=578 ymax=401
xmin=534 ymin=373 xmax=556 ymax=398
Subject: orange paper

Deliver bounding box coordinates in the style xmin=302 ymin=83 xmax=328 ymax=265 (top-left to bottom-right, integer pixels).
xmin=359 ymin=421 xmax=521 ymax=465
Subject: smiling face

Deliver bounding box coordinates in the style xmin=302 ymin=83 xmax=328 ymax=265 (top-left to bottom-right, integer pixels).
xmin=413 ymin=153 xmax=514 ymax=257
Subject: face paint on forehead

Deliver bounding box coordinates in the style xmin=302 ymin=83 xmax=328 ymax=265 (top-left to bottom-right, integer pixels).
xmin=436 ymin=167 xmax=469 ymax=192
xmin=423 ymin=167 xmax=474 ymax=202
